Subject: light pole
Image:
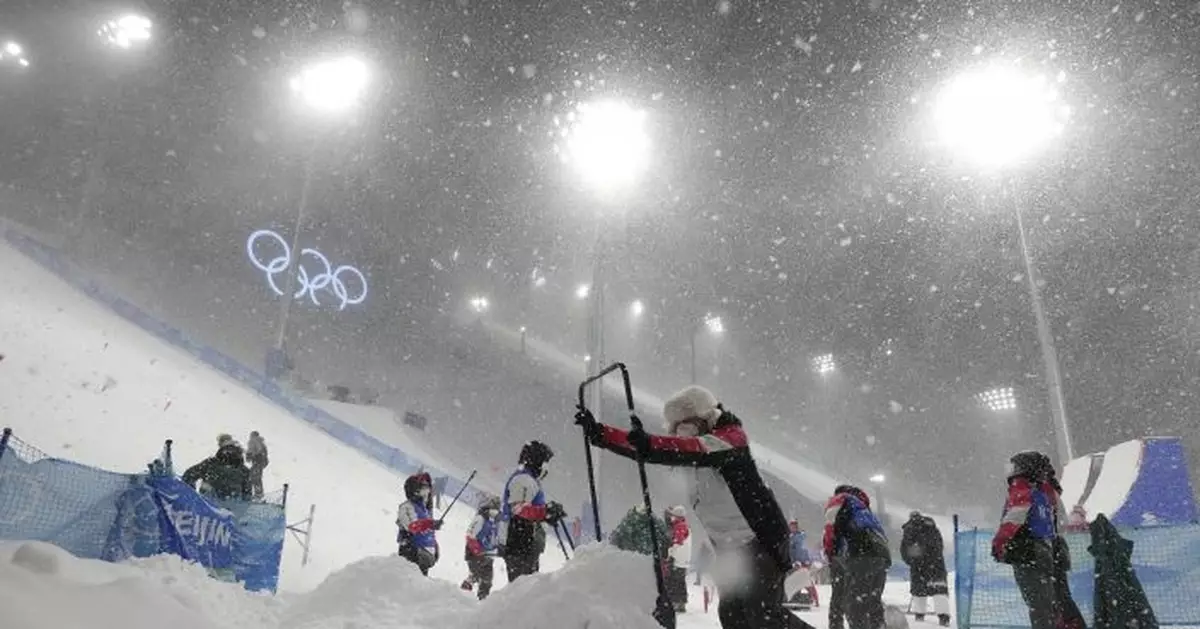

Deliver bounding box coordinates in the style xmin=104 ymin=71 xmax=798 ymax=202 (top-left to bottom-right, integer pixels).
xmin=690 ymin=313 xmax=724 ymax=384
xmin=266 ymin=54 xmax=370 ymax=378
xmin=75 ymin=14 xmax=154 ymax=242
xmin=931 ymin=60 xmax=1075 ymax=464
xmin=561 ymin=98 xmax=652 ymax=525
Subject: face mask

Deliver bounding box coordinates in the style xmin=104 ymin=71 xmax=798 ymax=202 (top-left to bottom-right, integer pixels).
xmin=418 ymin=487 xmax=431 ymax=499
xmin=1004 ymin=462 xmax=1015 ymax=477
xmin=487 ymin=509 xmax=499 ymax=518
xmin=675 ymin=422 xmax=700 ymax=437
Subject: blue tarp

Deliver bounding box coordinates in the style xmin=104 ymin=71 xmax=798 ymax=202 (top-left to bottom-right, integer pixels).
xmin=0 ymin=439 xmax=285 ymax=592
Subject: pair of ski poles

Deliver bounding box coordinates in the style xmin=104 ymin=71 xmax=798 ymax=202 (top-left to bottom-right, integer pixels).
xmin=576 ymin=362 xmax=676 ymax=629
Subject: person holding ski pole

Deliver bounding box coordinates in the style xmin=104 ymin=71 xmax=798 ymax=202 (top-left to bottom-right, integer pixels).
xmin=496 ymin=440 xmax=565 ymax=582
xmin=576 ymin=385 xmax=814 ymax=629
xmin=396 ymin=472 xmax=442 ymax=576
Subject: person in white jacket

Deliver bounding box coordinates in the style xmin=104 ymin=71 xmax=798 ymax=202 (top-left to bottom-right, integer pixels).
xmin=665 ymin=504 xmax=693 ymax=612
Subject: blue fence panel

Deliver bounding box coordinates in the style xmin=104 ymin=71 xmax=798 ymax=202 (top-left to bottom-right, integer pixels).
xmin=0 ymin=432 xmax=285 ymax=592
xmin=955 ymin=524 xmax=1200 ymax=628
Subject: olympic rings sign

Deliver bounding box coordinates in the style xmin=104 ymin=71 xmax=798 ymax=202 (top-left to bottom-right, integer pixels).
xmin=246 ymin=229 xmax=369 ymax=310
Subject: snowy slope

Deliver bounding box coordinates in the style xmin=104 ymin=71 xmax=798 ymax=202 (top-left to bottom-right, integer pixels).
xmin=0 ymin=239 xmax=559 ymax=591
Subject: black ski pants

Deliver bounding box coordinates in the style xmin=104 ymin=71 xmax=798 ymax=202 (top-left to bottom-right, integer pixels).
xmin=466 ymin=555 xmax=495 ymax=600
xmin=399 ymin=546 xmax=437 ymax=576
xmin=841 ymin=557 xmax=888 ymax=629
xmin=1012 ymin=542 xmax=1057 ymax=629
xmin=715 ymin=542 xmax=816 ymax=629
xmin=505 ymin=552 xmax=539 ymax=583
xmin=665 ymin=561 xmax=688 ymax=608
xmin=828 ymin=560 xmax=846 ymax=629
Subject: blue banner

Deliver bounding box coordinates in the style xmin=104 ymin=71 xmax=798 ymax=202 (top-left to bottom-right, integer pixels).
xmin=1 ymin=434 xmax=284 ymax=592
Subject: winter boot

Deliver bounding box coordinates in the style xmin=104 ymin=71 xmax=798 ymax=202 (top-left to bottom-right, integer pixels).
xmin=460 ymin=579 xmax=474 ymax=592
xmin=938 ymin=614 xmax=951 ymax=626
xmin=915 ymin=614 xmax=925 ymax=622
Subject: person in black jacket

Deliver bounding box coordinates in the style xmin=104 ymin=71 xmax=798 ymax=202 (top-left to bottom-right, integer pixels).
xmin=823 ymin=485 xmax=891 ymax=629
xmin=181 ymin=441 xmax=252 ymax=501
xmin=901 ymin=511 xmax=951 ymax=626
xmin=578 ymin=385 xmax=814 ymax=629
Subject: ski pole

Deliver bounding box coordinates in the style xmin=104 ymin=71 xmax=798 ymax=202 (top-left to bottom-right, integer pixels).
xmin=558 ymin=519 xmax=576 ymax=551
xmin=618 ymin=364 xmax=676 ymax=629
xmin=551 ymin=521 xmax=571 ymax=561
xmin=436 ymin=470 xmax=477 ymax=524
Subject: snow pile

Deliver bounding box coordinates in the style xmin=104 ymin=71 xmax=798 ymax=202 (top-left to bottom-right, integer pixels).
xmin=472 ymin=545 xmax=661 ymax=629
xmin=0 ymin=541 xmax=663 ymax=629
xmin=278 ymin=555 xmax=473 ymax=629
xmin=0 ymin=541 xmax=277 ymax=629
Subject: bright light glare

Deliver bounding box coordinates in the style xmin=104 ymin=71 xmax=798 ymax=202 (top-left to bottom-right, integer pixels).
xmin=813 ymin=354 xmax=836 ymax=374
xmin=869 ymin=473 xmax=886 ymax=484
xmin=519 ymin=326 xmax=527 ymax=333
xmin=469 ymin=296 xmax=489 ymax=313
xmin=4 ymin=41 xmax=21 ymax=56
xmin=978 ymin=387 xmax=1017 ymax=412
xmin=933 ymin=62 xmax=1070 ymax=171
xmin=704 ymin=313 xmax=725 ymax=335
xmin=575 ymin=283 xmax=591 ymax=300
xmin=98 ymin=14 xmax=153 ymax=49
xmin=562 ymin=100 xmax=652 ymax=193
xmin=630 ymin=299 xmax=645 ymax=318
xmin=290 ymin=56 xmax=371 ymax=115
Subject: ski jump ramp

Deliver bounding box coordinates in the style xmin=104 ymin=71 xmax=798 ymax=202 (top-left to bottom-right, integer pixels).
xmin=1061 ymin=437 xmax=1198 ymax=527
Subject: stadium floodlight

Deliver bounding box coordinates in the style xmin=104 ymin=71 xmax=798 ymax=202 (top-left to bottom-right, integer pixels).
xmin=978 ymin=387 xmax=1017 ymax=412
xmin=932 ymin=61 xmax=1070 ymax=172
xmin=98 ymin=14 xmax=153 ymax=50
xmin=469 ymin=296 xmax=490 ymax=314
xmin=561 ymin=99 xmax=652 ymax=196
xmin=630 ymin=299 xmax=645 ymax=318
xmin=704 ymin=313 xmax=725 ymax=335
xmin=289 ymin=55 xmax=371 ymax=116
xmin=813 ymin=354 xmax=836 ymax=375
xmin=869 ymin=473 xmax=886 ymax=484
xmin=575 ymin=283 xmax=591 ymax=300
xmin=1 ymin=41 xmax=31 ymax=68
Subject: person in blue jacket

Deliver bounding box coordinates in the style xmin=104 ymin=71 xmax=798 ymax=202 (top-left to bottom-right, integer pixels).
xmin=461 ymin=495 xmax=501 ymax=600
xmin=789 ymin=520 xmax=820 ymax=607
xmin=396 ymin=472 xmax=442 ymax=575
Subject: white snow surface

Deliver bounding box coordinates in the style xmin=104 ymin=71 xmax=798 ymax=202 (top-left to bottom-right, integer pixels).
xmin=0 ymin=540 xmax=664 ymax=629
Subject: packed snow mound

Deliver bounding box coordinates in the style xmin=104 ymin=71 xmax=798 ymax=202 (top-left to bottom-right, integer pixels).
xmin=471 ymin=544 xmax=661 ymax=629
xmin=0 ymin=541 xmax=276 ymax=629
xmin=279 ymin=554 xmax=474 ymax=629
xmin=0 ymin=541 xmax=663 ymax=629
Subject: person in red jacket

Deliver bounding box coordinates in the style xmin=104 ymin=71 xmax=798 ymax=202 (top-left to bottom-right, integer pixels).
xmin=664 ymin=505 xmax=692 ymax=612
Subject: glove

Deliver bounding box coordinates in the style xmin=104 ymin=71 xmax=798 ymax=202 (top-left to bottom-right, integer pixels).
xmin=432 ymin=520 xmax=444 ymax=531
xmin=627 ymin=423 xmax=651 ymax=456
xmin=575 ymin=406 xmax=602 ymax=443
xmin=546 ymin=501 xmax=566 ymax=523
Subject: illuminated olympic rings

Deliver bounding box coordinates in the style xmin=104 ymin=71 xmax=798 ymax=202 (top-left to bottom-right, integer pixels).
xmin=245 ymin=229 xmax=368 ymax=310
